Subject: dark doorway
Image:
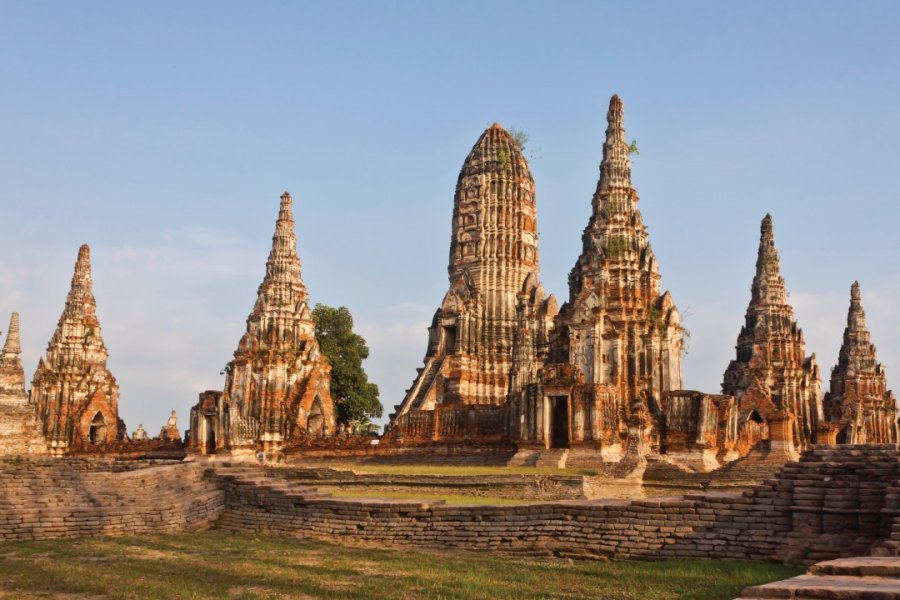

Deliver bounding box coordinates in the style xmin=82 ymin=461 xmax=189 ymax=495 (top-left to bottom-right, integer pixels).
xmin=443 ymin=325 xmax=457 ymax=354
xmin=88 ymin=412 xmax=106 ymax=444
xmin=204 ymin=416 xmax=216 ymax=454
xmin=550 ymin=396 xmax=569 ymax=449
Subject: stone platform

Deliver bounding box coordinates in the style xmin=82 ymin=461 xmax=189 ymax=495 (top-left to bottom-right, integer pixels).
xmin=737 ymin=557 xmax=900 ymax=599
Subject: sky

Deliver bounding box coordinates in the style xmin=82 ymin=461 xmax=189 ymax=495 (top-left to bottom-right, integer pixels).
xmin=1 ymin=1 xmax=899 ymax=434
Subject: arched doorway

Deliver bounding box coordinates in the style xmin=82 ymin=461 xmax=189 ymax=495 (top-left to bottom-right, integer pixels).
xmin=307 ymin=397 xmax=325 ymax=435
xmin=88 ymin=412 xmax=106 ymax=444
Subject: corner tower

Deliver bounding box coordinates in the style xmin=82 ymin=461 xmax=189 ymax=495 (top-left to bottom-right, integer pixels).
xmin=30 ymin=245 xmax=123 ymax=455
xmin=722 ymin=215 xmax=821 ymax=450
xmin=391 ymin=124 xmax=555 ymax=423
xmin=822 ymin=282 xmax=897 ymax=443
xmin=189 ymin=192 xmax=335 ymax=459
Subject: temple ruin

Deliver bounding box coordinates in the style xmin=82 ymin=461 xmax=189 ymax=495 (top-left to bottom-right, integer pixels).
xmin=722 ymin=215 xmax=822 ymax=458
xmin=511 ymin=95 xmax=686 ymax=465
xmin=820 ymin=281 xmax=898 ymax=443
xmin=0 ymin=97 xmax=895 ymax=475
xmin=388 ymin=122 xmax=556 ymax=442
xmin=0 ymin=313 xmax=47 ymax=455
xmin=188 ymin=192 xmax=336 ymax=459
xmin=381 ymin=95 xmax=894 ymax=471
xmin=30 ymin=245 xmax=125 ymax=455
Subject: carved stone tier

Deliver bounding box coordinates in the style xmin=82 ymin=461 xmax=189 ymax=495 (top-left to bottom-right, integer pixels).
xmin=30 ymin=245 xmax=124 ymax=455
xmin=722 ymin=215 xmax=821 ymax=451
xmin=821 ymin=281 xmax=897 ymax=443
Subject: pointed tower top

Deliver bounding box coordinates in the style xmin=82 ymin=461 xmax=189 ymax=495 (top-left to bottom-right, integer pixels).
xmin=608 ymin=94 xmax=623 ymax=118
xmin=761 ymin=213 xmax=774 ymax=243
xmin=592 ymin=94 xmax=634 ymax=212
xmin=76 ymin=243 xmax=91 ymax=271
xmin=2 ymin=312 xmax=20 ymax=356
xmin=750 ymin=213 xmax=788 ymax=308
xmin=67 ymin=243 xmax=95 ymax=307
xmin=846 ymin=280 xmax=867 ymax=333
xmin=261 ymin=191 xmax=306 ymax=297
xmin=489 ymin=122 xmax=504 ymax=130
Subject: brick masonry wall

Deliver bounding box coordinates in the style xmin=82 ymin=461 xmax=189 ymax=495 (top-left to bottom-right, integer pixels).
xmin=0 ymin=459 xmax=223 ymax=541
xmin=1 ymin=445 xmax=898 ymax=566
xmin=214 ymin=445 xmax=900 ymax=565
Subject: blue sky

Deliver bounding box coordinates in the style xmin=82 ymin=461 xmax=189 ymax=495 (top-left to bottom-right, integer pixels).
xmin=1 ymin=2 xmax=899 ymax=433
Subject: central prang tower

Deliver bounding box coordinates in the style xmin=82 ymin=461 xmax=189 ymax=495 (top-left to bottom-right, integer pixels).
xmin=391 ymin=123 xmax=555 ymax=422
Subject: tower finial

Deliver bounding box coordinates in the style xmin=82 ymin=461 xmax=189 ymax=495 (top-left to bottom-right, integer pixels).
xmin=594 ymin=94 xmax=633 ymax=211
xmin=760 ymin=214 xmax=774 ymax=246
xmin=608 ymin=94 xmax=624 ymax=125
xmin=2 ymin=312 xmax=20 ymax=356
xmin=851 ymin=280 xmax=862 ymax=303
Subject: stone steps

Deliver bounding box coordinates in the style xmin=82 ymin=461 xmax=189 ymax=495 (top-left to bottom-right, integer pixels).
xmin=737 ymin=557 xmax=900 ymax=599
xmin=534 ymin=449 xmax=569 ymax=469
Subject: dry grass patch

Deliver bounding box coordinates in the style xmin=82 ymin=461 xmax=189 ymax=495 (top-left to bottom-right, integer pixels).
xmin=0 ymin=530 xmax=801 ymax=599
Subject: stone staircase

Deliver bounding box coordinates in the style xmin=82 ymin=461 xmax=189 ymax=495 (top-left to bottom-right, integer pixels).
xmin=213 ymin=464 xmax=335 ymax=501
xmin=391 ymin=356 xmax=445 ymax=421
xmin=736 ymin=557 xmax=900 ymax=599
xmin=508 ymin=448 xmax=569 ymax=468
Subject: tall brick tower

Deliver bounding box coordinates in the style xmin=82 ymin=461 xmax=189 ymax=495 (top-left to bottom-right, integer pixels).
xmin=392 ymin=123 xmax=555 ymax=423
xmin=722 ymin=215 xmax=821 ymax=450
xmin=516 ymin=95 xmax=684 ymax=457
xmin=822 ymin=281 xmax=897 ymax=443
xmin=190 ymin=192 xmax=335 ymax=458
xmin=31 ymin=245 xmax=123 ymax=455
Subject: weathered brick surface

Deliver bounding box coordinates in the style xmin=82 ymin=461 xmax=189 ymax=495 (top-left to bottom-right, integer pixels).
xmin=213 ymin=445 xmax=900 ymax=565
xmin=1 ymin=445 xmax=898 ymax=567
xmin=0 ymin=459 xmax=223 ymax=541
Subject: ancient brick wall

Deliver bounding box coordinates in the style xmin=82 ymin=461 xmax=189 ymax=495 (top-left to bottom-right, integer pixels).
xmin=215 ymin=445 xmax=900 ymax=565
xmin=0 ymin=460 xmax=223 ymax=541
xmin=1 ymin=445 xmax=898 ymax=567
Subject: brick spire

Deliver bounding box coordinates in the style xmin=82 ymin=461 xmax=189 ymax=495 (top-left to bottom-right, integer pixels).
xmin=2 ymin=312 xmax=20 ymax=356
xmin=751 ymin=214 xmax=788 ymax=307
xmin=593 ymin=94 xmax=634 ymax=215
xmin=0 ymin=312 xmax=26 ymax=403
xmin=448 ymin=122 xmax=540 ymax=278
xmin=823 ymin=281 xmax=897 ymax=443
xmin=553 ymin=93 xmax=682 ymax=416
xmin=222 ymin=191 xmax=335 ymax=454
xmin=262 ymin=192 xmax=307 ymax=294
xmin=30 ymin=244 xmax=122 ymax=453
xmin=723 ymin=214 xmax=821 ymax=449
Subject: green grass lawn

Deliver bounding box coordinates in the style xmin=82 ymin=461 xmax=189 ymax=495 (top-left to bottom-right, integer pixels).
xmin=327 ymin=463 xmax=599 ymax=477
xmin=0 ymin=530 xmax=801 ymax=599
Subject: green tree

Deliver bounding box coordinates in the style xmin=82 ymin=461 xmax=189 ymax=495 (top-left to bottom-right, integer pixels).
xmin=312 ymin=304 xmax=382 ymax=429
